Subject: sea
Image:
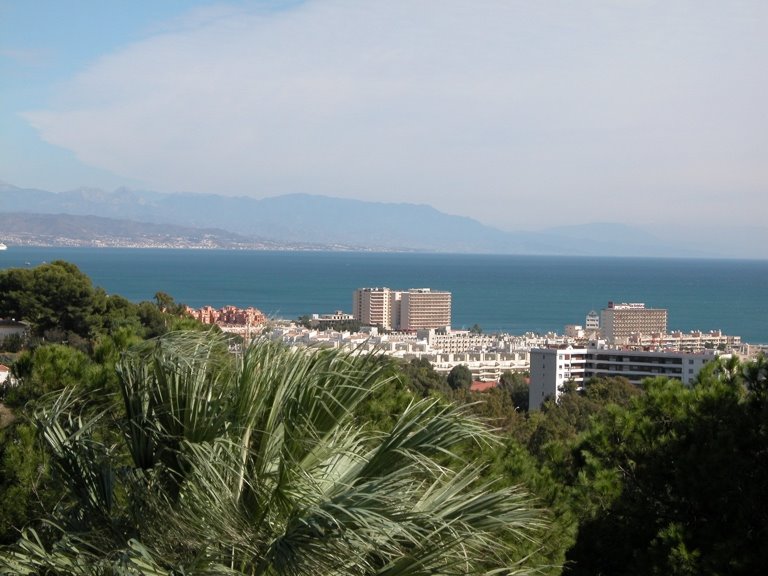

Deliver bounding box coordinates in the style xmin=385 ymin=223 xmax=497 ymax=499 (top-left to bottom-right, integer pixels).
xmin=1 ymin=247 xmax=767 ymax=344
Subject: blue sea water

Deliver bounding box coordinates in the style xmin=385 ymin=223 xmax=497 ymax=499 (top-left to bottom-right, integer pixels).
xmin=1 ymin=247 xmax=767 ymax=343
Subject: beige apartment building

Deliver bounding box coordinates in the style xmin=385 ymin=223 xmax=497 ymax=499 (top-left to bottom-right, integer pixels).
xmin=399 ymin=288 xmax=451 ymax=331
xmin=600 ymin=302 xmax=668 ymax=344
xmin=353 ymin=287 xmax=396 ymax=330
xmin=353 ymin=287 xmax=451 ymax=331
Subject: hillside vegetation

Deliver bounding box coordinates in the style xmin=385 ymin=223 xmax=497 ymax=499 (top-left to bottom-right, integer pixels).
xmin=0 ymin=262 xmax=765 ymax=574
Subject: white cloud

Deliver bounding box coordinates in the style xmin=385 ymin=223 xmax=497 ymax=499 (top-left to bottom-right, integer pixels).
xmin=23 ymin=0 xmax=768 ymax=229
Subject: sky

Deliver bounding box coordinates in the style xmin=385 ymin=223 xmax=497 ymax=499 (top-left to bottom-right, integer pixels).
xmin=1 ymin=0 xmax=767 ymax=235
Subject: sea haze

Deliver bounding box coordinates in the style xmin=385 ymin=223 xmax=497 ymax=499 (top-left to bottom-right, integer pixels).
xmin=2 ymin=248 xmax=767 ymax=344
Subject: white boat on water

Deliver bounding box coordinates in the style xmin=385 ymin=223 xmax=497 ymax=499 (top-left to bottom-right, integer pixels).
xmin=0 ymin=243 xmax=6 ymax=250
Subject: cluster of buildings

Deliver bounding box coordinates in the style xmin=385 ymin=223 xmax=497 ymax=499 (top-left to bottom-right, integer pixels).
xmin=529 ymin=301 xmax=745 ymax=410
xmin=565 ymin=302 xmax=668 ymax=343
xmin=185 ymin=305 xmax=267 ymax=326
xmin=565 ymin=302 xmax=740 ymax=351
xmin=185 ymin=305 xmax=267 ymax=339
xmin=1 ymin=284 xmax=757 ymax=414
xmin=184 ymin=293 xmax=752 ymax=413
xmin=263 ymin=322 xmax=538 ymax=382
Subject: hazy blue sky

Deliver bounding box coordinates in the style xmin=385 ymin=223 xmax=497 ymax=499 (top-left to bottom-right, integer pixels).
xmin=2 ymin=0 xmax=766 ymax=234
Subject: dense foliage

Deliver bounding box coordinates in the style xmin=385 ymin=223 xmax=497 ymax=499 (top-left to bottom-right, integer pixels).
xmin=1 ymin=333 xmax=544 ymax=575
xmin=0 ymin=261 xmax=200 ymax=344
xmin=0 ymin=261 xmax=766 ymax=574
xmin=565 ymin=369 xmax=768 ymax=575
xmin=0 ymin=262 xmax=207 ymax=548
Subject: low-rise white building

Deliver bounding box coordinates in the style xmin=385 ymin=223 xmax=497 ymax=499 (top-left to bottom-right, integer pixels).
xmin=312 ymin=311 xmax=355 ymax=325
xmin=429 ymin=351 xmax=529 ymax=382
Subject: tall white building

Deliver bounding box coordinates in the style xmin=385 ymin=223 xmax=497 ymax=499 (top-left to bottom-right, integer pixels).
xmin=352 ymin=287 xmax=395 ymax=330
xmin=529 ymin=348 xmax=588 ymax=410
xmin=353 ymin=287 xmax=451 ymax=331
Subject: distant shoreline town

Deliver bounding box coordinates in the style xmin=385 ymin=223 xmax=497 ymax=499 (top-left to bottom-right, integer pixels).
xmin=185 ymin=289 xmax=762 ymax=411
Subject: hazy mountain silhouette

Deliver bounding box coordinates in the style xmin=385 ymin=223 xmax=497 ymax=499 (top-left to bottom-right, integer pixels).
xmin=0 ymin=181 xmax=711 ymax=256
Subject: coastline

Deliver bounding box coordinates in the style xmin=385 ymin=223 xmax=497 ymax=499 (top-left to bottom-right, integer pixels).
xmin=2 ymin=247 xmax=767 ymax=343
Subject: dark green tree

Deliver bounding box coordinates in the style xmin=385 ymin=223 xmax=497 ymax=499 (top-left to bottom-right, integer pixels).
xmin=398 ymin=357 xmax=449 ymax=396
xmin=154 ymin=291 xmax=186 ymax=315
xmin=0 ymin=261 xmax=103 ymax=338
xmin=4 ymin=345 xmax=91 ymax=408
xmin=0 ymin=262 xmax=200 ymax=343
xmin=527 ymin=377 xmax=640 ymax=463
xmin=0 ymin=421 xmax=56 ymax=545
xmin=296 ymin=314 xmax=312 ymax=328
xmin=498 ymin=370 xmax=530 ymax=410
xmin=447 ymin=363 xmax=473 ymax=390
xmin=486 ymin=438 xmax=579 ymax=572
xmin=693 ymin=354 xmax=744 ymax=389
xmin=450 ymin=386 xmax=522 ymax=432
xmin=564 ymin=368 xmax=768 ymax=575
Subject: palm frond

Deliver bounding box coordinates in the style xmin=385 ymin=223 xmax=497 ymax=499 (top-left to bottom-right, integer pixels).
xmin=34 ymin=388 xmax=117 ymax=524
xmin=2 ymin=332 xmax=548 ymax=575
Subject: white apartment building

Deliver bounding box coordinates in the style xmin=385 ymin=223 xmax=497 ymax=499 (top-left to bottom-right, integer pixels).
xmin=0 ymin=319 xmax=29 ymax=341
xmin=427 ymin=351 xmax=529 ymax=382
xmin=529 ymin=343 xmax=717 ymax=410
xmin=640 ymin=330 xmax=741 ymax=352
xmin=585 ymin=310 xmax=600 ymax=331
xmin=311 ymin=311 xmax=355 ymax=326
xmin=417 ymin=329 xmax=497 ymax=354
xmin=529 ymin=348 xmax=588 ymax=410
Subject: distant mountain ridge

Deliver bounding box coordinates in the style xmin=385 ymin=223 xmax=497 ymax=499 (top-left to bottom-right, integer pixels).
xmin=0 ymin=180 xmax=712 ymax=256
xmin=0 ymin=212 xmax=287 ymax=250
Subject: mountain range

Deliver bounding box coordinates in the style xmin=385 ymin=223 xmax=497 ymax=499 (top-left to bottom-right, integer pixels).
xmin=0 ymin=181 xmax=762 ymax=258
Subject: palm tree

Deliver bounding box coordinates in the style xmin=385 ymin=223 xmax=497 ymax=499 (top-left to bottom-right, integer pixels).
xmin=1 ymin=331 xmax=546 ymax=575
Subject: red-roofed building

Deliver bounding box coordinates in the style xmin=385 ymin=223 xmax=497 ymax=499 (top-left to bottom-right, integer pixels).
xmin=470 ymin=381 xmax=497 ymax=393
xmin=186 ymin=305 xmax=266 ymax=326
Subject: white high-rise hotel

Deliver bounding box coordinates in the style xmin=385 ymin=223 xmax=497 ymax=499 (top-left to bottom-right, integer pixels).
xmin=352 ymin=287 xmax=451 ymax=331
